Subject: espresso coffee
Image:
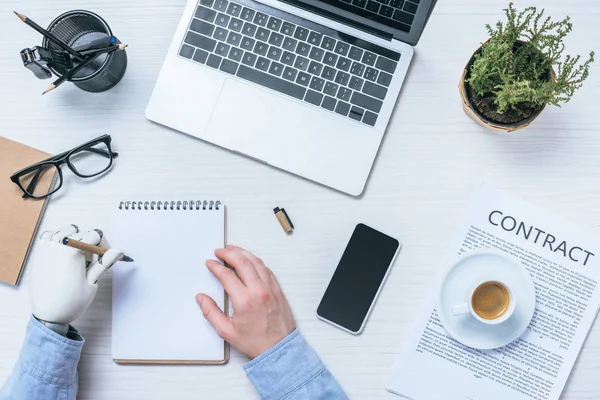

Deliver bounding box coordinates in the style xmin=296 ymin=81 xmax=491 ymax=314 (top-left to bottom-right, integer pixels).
xmin=471 ymin=281 xmax=510 ymax=320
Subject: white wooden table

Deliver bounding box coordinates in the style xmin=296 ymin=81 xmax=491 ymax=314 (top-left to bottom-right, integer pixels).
xmin=1 ymin=0 xmax=599 ymax=398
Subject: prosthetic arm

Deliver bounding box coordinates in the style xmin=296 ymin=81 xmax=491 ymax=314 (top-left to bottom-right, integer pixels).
xmin=31 ymin=224 xmax=123 ymax=335
xmin=0 ymin=226 xmax=124 ymax=400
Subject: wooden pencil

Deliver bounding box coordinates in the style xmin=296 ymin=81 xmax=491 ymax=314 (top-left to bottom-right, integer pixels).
xmin=42 ymin=44 xmax=127 ymax=95
xmin=14 ymin=11 xmax=85 ymax=62
xmin=62 ymin=238 xmax=134 ymax=262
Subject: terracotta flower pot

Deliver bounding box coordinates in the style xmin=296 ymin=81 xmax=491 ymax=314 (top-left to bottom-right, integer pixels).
xmin=458 ymin=43 xmax=552 ymax=133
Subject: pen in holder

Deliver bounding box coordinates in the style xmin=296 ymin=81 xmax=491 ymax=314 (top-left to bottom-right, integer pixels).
xmin=42 ymin=10 xmax=127 ymax=93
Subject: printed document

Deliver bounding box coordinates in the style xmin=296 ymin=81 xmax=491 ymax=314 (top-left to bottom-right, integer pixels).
xmin=388 ymin=184 xmax=600 ymax=400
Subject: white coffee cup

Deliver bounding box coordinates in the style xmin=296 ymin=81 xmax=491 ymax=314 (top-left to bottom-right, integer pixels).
xmin=451 ymin=280 xmax=516 ymax=325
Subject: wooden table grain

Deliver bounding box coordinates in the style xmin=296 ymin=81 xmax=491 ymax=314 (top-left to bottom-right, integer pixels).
xmin=1 ymin=0 xmax=599 ymax=398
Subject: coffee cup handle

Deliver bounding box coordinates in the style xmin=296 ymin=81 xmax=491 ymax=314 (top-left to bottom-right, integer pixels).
xmin=451 ymin=303 xmax=470 ymax=316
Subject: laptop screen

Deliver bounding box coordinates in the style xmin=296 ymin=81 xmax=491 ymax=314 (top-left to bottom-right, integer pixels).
xmin=315 ymin=0 xmax=420 ymax=34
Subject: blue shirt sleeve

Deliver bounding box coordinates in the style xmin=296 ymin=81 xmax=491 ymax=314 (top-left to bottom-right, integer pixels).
xmin=1 ymin=320 xmax=346 ymax=400
xmin=244 ymin=330 xmax=348 ymax=400
xmin=0 ymin=316 xmax=83 ymax=400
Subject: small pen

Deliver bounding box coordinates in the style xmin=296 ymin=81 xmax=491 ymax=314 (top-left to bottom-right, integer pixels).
xmin=274 ymin=207 xmax=294 ymax=233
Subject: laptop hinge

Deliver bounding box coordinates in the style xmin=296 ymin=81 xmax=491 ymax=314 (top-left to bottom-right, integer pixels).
xmin=278 ymin=0 xmax=394 ymax=41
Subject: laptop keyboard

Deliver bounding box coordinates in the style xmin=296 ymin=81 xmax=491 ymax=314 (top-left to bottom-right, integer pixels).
xmin=179 ymin=0 xmax=402 ymax=127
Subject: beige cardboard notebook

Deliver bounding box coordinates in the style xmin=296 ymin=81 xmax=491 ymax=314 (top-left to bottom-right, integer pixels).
xmin=0 ymin=137 xmax=54 ymax=285
xmin=111 ymin=200 xmax=228 ymax=364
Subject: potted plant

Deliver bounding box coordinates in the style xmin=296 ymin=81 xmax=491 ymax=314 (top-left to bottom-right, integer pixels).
xmin=459 ymin=3 xmax=594 ymax=132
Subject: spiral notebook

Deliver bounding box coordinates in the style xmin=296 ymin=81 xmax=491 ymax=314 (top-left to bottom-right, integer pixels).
xmin=111 ymin=200 xmax=228 ymax=364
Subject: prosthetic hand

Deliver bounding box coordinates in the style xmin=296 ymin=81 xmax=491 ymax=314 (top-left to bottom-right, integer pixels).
xmin=30 ymin=225 xmax=123 ymax=335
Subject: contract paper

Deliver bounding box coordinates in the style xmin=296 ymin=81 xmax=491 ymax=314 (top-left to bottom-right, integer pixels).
xmin=388 ymin=184 xmax=600 ymax=400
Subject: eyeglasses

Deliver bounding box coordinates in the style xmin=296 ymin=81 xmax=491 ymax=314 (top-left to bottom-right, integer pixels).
xmin=10 ymin=135 xmax=118 ymax=199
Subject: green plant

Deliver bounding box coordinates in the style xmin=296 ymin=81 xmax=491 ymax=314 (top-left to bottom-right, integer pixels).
xmin=466 ymin=3 xmax=594 ymax=115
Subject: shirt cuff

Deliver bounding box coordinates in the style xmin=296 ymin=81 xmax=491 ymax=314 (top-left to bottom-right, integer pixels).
xmin=244 ymin=330 xmax=325 ymax=400
xmin=17 ymin=316 xmax=85 ymax=387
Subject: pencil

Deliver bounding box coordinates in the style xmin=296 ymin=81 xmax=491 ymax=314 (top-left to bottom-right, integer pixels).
xmin=14 ymin=11 xmax=85 ymax=62
xmin=42 ymin=44 xmax=127 ymax=95
xmin=62 ymin=238 xmax=134 ymax=262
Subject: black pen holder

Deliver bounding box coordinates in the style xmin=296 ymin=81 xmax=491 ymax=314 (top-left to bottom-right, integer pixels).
xmin=43 ymin=10 xmax=127 ymax=92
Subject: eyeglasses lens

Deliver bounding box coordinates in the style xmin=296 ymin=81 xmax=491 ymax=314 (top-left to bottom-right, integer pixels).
xmin=18 ymin=164 xmax=60 ymax=198
xmin=68 ymin=141 xmax=112 ymax=177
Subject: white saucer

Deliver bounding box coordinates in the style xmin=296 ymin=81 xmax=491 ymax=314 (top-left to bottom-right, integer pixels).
xmin=436 ymin=249 xmax=536 ymax=350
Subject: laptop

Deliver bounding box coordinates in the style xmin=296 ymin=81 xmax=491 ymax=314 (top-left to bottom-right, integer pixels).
xmin=147 ymin=0 xmax=436 ymax=195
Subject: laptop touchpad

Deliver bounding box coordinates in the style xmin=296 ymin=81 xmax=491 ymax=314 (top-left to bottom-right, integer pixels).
xmin=207 ymin=78 xmax=376 ymax=187
xmin=208 ymin=78 xmax=313 ymax=165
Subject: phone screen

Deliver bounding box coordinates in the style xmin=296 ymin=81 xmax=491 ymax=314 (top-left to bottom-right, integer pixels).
xmin=317 ymin=223 xmax=400 ymax=333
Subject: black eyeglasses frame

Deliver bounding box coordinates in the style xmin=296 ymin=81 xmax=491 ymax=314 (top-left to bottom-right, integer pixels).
xmin=10 ymin=134 xmax=118 ymax=200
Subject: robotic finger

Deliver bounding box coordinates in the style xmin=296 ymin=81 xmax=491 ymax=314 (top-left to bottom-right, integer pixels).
xmin=40 ymin=224 xmax=79 ymax=242
xmin=95 ymin=229 xmax=113 ymax=249
xmin=88 ymin=229 xmax=115 ymax=263
xmin=87 ymin=248 xmax=124 ymax=284
xmin=67 ymin=230 xmax=103 ymax=266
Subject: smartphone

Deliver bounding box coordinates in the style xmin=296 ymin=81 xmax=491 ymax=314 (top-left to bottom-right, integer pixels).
xmin=316 ymin=223 xmax=401 ymax=334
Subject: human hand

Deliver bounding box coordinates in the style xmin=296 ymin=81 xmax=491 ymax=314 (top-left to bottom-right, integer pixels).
xmin=196 ymin=245 xmax=296 ymax=359
xmin=30 ymin=225 xmax=124 ymax=325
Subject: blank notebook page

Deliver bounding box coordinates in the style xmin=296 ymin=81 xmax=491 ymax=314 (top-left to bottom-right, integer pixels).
xmin=111 ymin=202 xmax=225 ymax=362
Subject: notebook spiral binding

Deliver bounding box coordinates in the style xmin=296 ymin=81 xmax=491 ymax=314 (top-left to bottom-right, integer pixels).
xmin=118 ymin=200 xmax=221 ymax=211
